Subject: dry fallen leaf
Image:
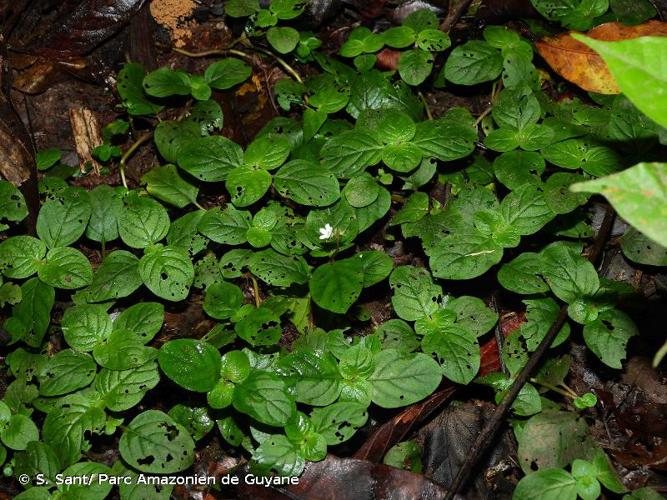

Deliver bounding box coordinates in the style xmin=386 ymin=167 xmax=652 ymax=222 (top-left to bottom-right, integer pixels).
xmin=536 ymin=20 xmax=667 ymax=94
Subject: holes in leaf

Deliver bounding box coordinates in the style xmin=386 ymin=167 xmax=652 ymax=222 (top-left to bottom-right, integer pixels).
xmin=138 ymin=455 xmax=155 ymax=466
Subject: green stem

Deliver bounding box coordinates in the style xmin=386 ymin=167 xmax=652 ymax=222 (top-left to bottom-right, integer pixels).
xmin=119 ymin=132 xmax=153 ymax=189
xmin=530 ymin=378 xmax=575 ymax=399
xmin=418 ymin=91 xmax=433 ymax=120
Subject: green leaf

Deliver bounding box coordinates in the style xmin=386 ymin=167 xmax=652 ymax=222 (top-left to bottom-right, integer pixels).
xmin=310 ymin=258 xmax=364 ymax=314
xmin=117 ymin=63 xmax=163 ymax=115
xmin=571 ymin=162 xmax=667 ymax=247
xmin=96 ymin=361 xmax=160 ymax=411
xmin=114 ymin=302 xmax=164 ymax=343
xmin=413 ymin=117 xmax=477 ymax=162
xmin=267 ymin=26 xmax=300 ymax=54
xmin=248 ymin=249 xmax=310 ymax=287
xmin=199 ymin=205 xmax=251 ymax=244
xmin=620 ymin=227 xmax=667 ymax=266
xmin=0 ymin=236 xmax=46 ymax=279
xmin=544 ymin=173 xmax=589 ymax=214
xmin=225 ymin=0 xmax=260 ymax=16
xmin=187 ymin=99 xmax=223 ymax=135
xmin=11 ymin=278 xmax=54 ymax=347
xmin=85 ymin=185 xmax=123 ymax=243
xmin=517 ymin=410 xmax=597 ymax=473
xmin=203 ymin=281 xmax=244 ymax=319
xmin=204 ymin=58 xmax=252 ymax=89
xmin=253 ymin=434 xmax=305 ymax=476
xmin=14 ymin=441 xmax=60 ymax=487
xmin=447 ymin=296 xmax=498 ymax=337
xmin=36 ymin=188 xmax=91 ymax=249
xmin=398 ymin=49 xmax=434 ymax=86
xmin=444 ymin=40 xmax=503 ymax=85
xmin=1 ymin=414 xmax=39 ymax=450
xmin=382 ymin=26 xmax=416 ymax=48
xmin=178 ymin=135 xmax=244 ymax=182
xmin=498 ymin=252 xmax=549 ymax=294
xmin=519 ymin=298 xmax=571 ymax=351
xmin=118 ymin=193 xmax=170 ymax=249
xmin=513 ymin=469 xmax=577 ymax=500
xmin=428 ymin=228 xmax=504 ymax=280
xmin=57 ymin=461 xmax=113 ymax=499
xmin=357 ymin=250 xmax=393 ymax=287
xmin=62 ymin=304 xmax=112 ymax=351
xmin=369 ymin=350 xmax=442 ymax=408
xmin=342 ymin=173 xmax=379 ymax=208
xmin=154 ymin=120 xmax=200 ymax=163
xmin=78 ymin=250 xmax=142 ymax=302
xmin=139 ymin=245 xmax=194 ymax=301
xmin=274 ymin=160 xmax=340 ymax=207
xmin=375 ymin=319 xmax=419 ymax=353
xmin=143 ymin=68 xmax=191 ymax=97
xmin=37 ymin=350 xmax=96 ymax=396
xmin=280 ymin=351 xmax=342 ymax=406
xmin=311 ymin=401 xmax=368 ymax=445
xmin=233 ymin=371 xmax=296 ymax=426
xmin=142 ymin=165 xmax=198 ymax=208
xmin=168 ymin=405 xmax=214 ymax=441
xmin=390 ymin=265 xmax=442 ymax=321
xmin=501 ymin=183 xmax=556 ymax=236
xmin=158 ymin=339 xmax=221 ymax=392
xmin=226 ymin=166 xmax=272 ymax=207
xmin=542 ymin=138 xmax=621 ymax=177
xmin=37 ymin=247 xmax=92 ymax=289
xmin=583 ymin=308 xmax=638 ymax=368
xmin=167 ymin=210 xmax=207 ymax=257
xmin=541 ymin=243 xmax=599 ymax=303
xmin=42 ymin=393 xmax=106 ymax=467
xmin=120 ymin=410 xmax=195 ymax=473
xmin=244 ymin=136 xmax=290 ymax=170
xmin=0 ymin=180 xmax=28 ymax=222
xmin=93 ymin=329 xmax=158 ymax=370
xmin=417 ymin=310 xmax=480 ymax=384
xmin=573 ymin=34 xmax=667 ymax=128
xmin=320 ymin=130 xmax=383 ymax=178
xmin=416 ymin=29 xmax=451 ymax=52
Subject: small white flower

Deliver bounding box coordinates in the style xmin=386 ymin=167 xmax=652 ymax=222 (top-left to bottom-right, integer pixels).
xmin=319 ymin=223 xmax=334 ymax=240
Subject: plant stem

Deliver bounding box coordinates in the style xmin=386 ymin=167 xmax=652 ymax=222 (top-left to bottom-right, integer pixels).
xmin=418 ymin=91 xmax=433 ymax=120
xmin=531 ymin=379 xmax=576 ymax=399
xmin=174 ymin=45 xmax=304 ymax=84
xmin=119 ymin=132 xmax=153 ymax=189
xmin=444 ymin=205 xmax=616 ymax=499
xmin=250 ymin=275 xmax=261 ymax=307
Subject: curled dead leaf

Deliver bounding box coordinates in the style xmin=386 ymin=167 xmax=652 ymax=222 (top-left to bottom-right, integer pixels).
xmin=536 ymin=20 xmax=667 ymax=94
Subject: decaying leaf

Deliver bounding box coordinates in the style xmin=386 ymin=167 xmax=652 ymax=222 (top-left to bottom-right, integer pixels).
xmin=535 ymin=20 xmax=667 ymax=94
xmin=69 ymin=107 xmax=103 ymax=174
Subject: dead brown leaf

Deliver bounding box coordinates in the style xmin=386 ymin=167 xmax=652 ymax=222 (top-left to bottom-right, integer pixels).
xmin=536 ymin=20 xmax=667 ymax=94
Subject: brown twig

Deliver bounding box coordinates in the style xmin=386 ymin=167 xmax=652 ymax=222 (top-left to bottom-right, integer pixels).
xmin=445 ymin=205 xmax=616 ymax=499
xmin=440 ymin=0 xmax=475 ymax=32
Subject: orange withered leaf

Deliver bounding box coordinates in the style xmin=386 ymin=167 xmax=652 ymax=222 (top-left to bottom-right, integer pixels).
xmin=535 ymin=20 xmax=667 ymax=94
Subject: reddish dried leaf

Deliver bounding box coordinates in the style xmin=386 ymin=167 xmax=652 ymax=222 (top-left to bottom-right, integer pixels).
xmin=14 ymin=0 xmax=145 ymax=57
xmin=478 ymin=311 xmax=525 ymax=377
xmin=354 ymin=387 xmax=455 ymax=462
xmin=376 ymin=48 xmax=400 ymax=71
xmin=536 ymin=20 xmax=667 ymax=94
xmin=236 ymin=455 xmax=449 ymax=499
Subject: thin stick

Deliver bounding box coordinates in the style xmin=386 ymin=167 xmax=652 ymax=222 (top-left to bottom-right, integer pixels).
xmin=119 ymin=132 xmax=152 ymax=189
xmin=445 ymin=205 xmax=616 ymax=499
xmin=440 ymin=0 xmax=474 ymax=32
xmin=174 ymin=46 xmax=304 ymax=84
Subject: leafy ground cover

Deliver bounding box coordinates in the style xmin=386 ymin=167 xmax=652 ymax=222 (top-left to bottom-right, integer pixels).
xmin=0 ymin=0 xmax=666 ymax=498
